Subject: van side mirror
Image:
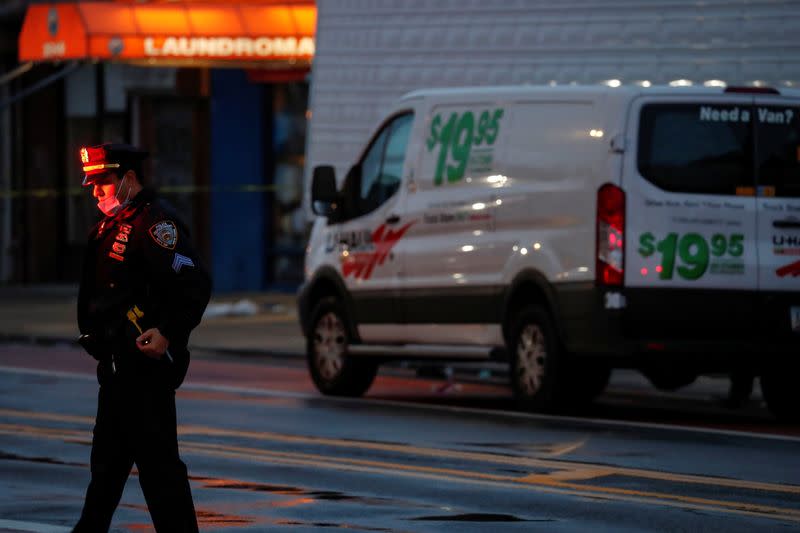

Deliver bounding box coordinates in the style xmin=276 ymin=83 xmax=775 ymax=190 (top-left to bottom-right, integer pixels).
xmin=311 ymin=165 xmax=338 ymax=217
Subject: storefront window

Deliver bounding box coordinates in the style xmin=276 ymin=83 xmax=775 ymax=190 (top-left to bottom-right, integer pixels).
xmin=269 ymin=82 xmax=309 ymax=287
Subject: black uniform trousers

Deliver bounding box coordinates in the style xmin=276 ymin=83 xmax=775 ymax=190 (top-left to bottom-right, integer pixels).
xmin=73 ymin=372 xmax=198 ymax=532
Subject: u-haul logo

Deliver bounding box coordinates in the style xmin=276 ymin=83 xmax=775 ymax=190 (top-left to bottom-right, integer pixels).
xmin=776 ymin=259 xmax=800 ymax=278
xmin=341 ymin=222 xmax=415 ymax=281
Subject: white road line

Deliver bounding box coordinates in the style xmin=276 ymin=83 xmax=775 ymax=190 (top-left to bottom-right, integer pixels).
xmin=0 ymin=519 xmax=71 ymax=532
xmin=1 ymin=364 xmax=799 ymax=443
xmin=0 ymin=366 xmax=96 ymax=383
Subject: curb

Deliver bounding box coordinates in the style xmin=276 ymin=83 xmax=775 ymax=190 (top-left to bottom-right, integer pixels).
xmin=191 ymin=345 xmax=304 ymax=361
xmin=0 ymin=333 xmax=303 ymax=360
xmin=0 ymin=334 xmax=78 ymax=347
xmin=0 ymin=333 xmax=510 ymax=384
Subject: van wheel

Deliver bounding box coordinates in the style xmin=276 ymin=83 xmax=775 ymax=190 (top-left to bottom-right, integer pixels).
xmin=761 ymin=365 xmax=800 ymax=423
xmin=509 ymin=305 xmax=565 ymax=411
xmin=307 ymin=298 xmax=377 ymax=397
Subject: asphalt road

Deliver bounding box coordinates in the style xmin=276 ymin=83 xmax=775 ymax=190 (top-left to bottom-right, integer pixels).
xmin=1 ymin=344 xmax=799 ymax=532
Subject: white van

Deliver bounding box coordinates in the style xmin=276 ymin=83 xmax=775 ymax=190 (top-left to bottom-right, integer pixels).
xmin=298 ymin=85 xmax=800 ymax=420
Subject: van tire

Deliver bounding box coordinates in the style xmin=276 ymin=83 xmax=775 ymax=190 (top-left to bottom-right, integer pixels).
xmin=307 ymin=298 xmax=377 ymax=397
xmin=509 ymin=305 xmax=566 ymax=412
xmin=761 ymin=366 xmax=800 ymax=423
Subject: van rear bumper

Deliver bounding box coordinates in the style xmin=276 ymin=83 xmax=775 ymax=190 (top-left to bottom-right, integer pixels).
xmin=554 ymin=283 xmax=800 ymax=369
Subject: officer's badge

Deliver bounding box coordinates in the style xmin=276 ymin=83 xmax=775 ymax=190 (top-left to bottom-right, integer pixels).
xmin=109 ymin=223 xmax=133 ymax=261
xmin=149 ymin=220 xmax=178 ymax=250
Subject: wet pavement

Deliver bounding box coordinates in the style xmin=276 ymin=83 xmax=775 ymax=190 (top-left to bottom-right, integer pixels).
xmin=1 ymin=344 xmax=799 ymax=532
xmin=1 ymin=286 xmax=800 ymax=531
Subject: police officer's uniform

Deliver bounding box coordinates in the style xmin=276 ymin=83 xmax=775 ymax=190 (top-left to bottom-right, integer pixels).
xmin=73 ymin=144 xmax=211 ymax=532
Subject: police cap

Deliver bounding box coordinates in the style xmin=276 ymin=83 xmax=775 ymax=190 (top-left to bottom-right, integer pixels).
xmin=80 ymin=143 xmax=148 ymax=186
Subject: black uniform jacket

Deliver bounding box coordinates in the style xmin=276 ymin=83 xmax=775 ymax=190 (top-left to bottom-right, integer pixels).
xmin=78 ymin=188 xmax=212 ymax=388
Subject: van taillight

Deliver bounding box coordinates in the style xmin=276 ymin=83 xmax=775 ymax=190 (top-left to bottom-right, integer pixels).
xmin=596 ymin=184 xmax=625 ymax=286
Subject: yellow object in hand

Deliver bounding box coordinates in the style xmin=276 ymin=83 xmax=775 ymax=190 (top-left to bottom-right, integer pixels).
xmin=126 ymin=305 xmax=145 ymax=335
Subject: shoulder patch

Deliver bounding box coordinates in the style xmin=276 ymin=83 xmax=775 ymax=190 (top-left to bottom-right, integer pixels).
xmin=149 ymin=220 xmax=178 ymax=250
xmin=172 ymin=253 xmax=195 ymax=273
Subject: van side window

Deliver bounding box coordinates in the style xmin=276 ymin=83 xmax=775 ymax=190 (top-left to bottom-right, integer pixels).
xmin=638 ymin=104 xmax=752 ymax=195
xmin=756 ymin=105 xmax=800 ymax=198
xmin=359 ymin=129 xmax=389 ymax=207
xmin=358 ymin=113 xmax=414 ymax=215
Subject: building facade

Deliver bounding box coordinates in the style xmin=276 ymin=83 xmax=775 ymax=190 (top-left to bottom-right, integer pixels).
xmin=1 ymin=0 xmax=314 ymax=291
xmin=306 ymin=0 xmax=800 ymax=207
xmin=4 ymin=1 xmax=800 ymax=290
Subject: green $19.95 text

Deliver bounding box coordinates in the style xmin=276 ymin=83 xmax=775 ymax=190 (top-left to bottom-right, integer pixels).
xmin=638 ymin=232 xmax=744 ymax=280
xmin=426 ymin=108 xmax=504 ymax=186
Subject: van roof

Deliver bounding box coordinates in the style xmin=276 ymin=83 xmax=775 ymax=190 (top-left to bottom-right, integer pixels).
xmin=400 ymin=84 xmax=800 ymax=102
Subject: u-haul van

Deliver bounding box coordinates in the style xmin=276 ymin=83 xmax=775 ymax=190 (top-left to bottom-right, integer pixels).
xmin=298 ymin=85 xmax=800 ymax=420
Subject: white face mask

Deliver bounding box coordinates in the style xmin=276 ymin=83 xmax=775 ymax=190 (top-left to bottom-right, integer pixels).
xmin=96 ymin=176 xmax=131 ymax=216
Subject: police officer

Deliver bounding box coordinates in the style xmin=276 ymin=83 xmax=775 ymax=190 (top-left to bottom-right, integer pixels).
xmin=73 ymin=143 xmax=211 ymax=532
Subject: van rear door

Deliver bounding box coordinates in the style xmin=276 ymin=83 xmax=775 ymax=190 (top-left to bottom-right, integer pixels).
xmin=624 ymin=95 xmax=758 ymax=339
xmin=753 ymin=96 xmax=800 ymax=336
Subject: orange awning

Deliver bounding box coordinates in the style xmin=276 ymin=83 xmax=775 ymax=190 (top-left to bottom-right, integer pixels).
xmin=18 ymin=1 xmax=316 ymax=68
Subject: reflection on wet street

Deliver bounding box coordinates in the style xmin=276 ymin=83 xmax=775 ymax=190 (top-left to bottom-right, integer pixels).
xmin=0 ymin=344 xmax=799 ymax=532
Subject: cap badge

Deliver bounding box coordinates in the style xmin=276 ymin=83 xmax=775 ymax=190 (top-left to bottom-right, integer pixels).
xmin=149 ymin=220 xmax=178 ymax=250
xmin=47 ymin=7 xmax=58 ymax=37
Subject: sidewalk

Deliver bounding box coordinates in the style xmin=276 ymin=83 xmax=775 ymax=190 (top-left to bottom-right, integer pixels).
xmin=0 ymin=285 xmax=305 ymax=357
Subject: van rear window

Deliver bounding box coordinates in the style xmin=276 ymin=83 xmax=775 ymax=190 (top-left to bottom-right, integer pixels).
xmin=638 ymin=104 xmax=752 ymax=195
xmin=756 ymin=105 xmax=800 ymax=198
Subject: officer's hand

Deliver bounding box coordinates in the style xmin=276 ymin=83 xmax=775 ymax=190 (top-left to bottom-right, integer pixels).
xmin=136 ymin=328 xmax=169 ymax=359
